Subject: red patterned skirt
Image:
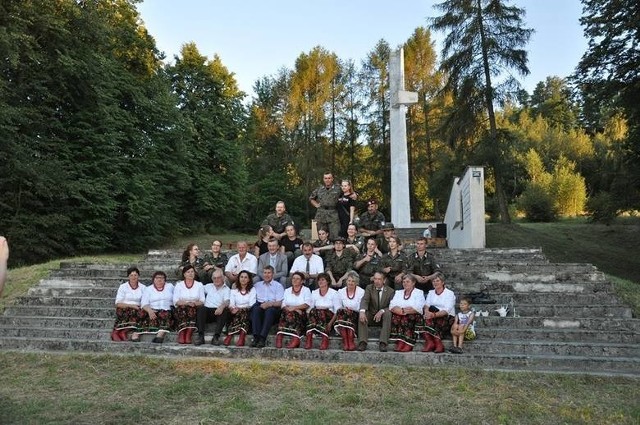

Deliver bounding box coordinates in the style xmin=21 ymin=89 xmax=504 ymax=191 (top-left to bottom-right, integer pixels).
xmin=228 ymin=308 xmax=251 ymax=335
xmin=113 ymin=307 xmax=146 ymax=332
xmin=306 ymin=308 xmax=335 ymax=337
xmin=416 ymin=315 xmax=454 ymax=340
xmin=277 ymin=309 xmax=308 ymax=338
xmin=390 ymin=313 xmax=423 ymax=346
xmin=173 ymin=305 xmax=198 ymax=332
xmin=140 ymin=309 xmax=173 ymax=333
xmin=333 ymin=308 xmax=358 ymax=333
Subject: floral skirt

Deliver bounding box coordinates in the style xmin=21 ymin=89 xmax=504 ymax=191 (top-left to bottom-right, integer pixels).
xmin=416 ymin=315 xmax=454 ymax=340
xmin=277 ymin=309 xmax=308 ymax=338
xmin=306 ymin=308 xmax=335 ymax=337
xmin=113 ymin=307 xmax=145 ymax=331
xmin=173 ymin=305 xmax=198 ymax=332
xmin=140 ymin=309 xmax=173 ymax=333
xmin=334 ymin=308 xmax=358 ymax=333
xmin=228 ymin=309 xmax=251 ymax=335
xmin=390 ymin=313 xmax=423 ymax=346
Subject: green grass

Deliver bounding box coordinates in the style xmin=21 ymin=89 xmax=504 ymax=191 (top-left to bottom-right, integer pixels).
xmin=0 ymin=353 xmax=637 ymax=424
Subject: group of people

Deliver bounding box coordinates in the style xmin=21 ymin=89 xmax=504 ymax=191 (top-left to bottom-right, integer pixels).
xmin=110 ymin=172 xmax=476 ymax=352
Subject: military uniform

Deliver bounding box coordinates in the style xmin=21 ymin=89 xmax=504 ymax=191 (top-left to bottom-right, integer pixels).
xmin=176 ymin=257 xmax=207 ymax=282
xmin=312 ymin=239 xmax=332 ymax=262
xmin=309 ymin=184 xmax=341 ymax=240
xmin=357 ymin=211 xmax=386 ymax=233
xmin=262 ymin=213 xmax=295 ymax=235
xmin=345 ymin=235 xmax=366 ymax=254
xmin=376 ymin=235 xmax=402 ymax=255
xmin=325 ymin=249 xmax=355 ymax=280
xmin=355 ymin=252 xmax=382 ymax=288
xmin=380 ymin=251 xmax=407 ymax=289
xmin=405 ymin=251 xmax=441 ymax=292
xmin=202 ymin=252 xmax=229 ymax=283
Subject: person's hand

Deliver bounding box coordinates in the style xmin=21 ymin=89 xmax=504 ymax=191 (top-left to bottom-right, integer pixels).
xmin=359 ymin=312 xmax=367 ymax=324
xmin=148 ymin=310 xmax=157 ymax=321
xmin=373 ymin=310 xmax=383 ymax=322
xmin=215 ymin=307 xmax=223 ymax=316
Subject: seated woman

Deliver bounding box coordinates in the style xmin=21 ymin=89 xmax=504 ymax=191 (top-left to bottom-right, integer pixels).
xmin=417 ymin=272 xmax=456 ymax=353
xmin=311 ymin=227 xmax=333 ymax=262
xmin=172 ymin=265 xmax=205 ymax=344
xmin=225 ymin=270 xmax=256 ymax=347
xmin=275 ymin=271 xmax=312 ymax=349
xmin=112 ymin=266 xmax=146 ymax=342
xmin=306 ymin=273 xmax=340 ymax=350
xmin=280 ymin=224 xmax=304 ymax=269
xmin=135 ymin=271 xmax=174 ymax=343
xmin=176 ymin=243 xmax=206 ymax=281
xmin=254 ymin=225 xmax=274 ymax=258
xmin=389 ymin=273 xmax=426 ymax=352
xmin=333 ymin=271 xmax=365 ymax=351
xmin=345 ymin=223 xmax=365 ymax=255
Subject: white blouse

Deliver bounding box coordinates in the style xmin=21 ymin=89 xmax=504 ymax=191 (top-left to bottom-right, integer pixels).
xmin=173 ymin=280 xmax=205 ymax=305
xmin=229 ymin=288 xmax=257 ymax=309
xmin=389 ymin=288 xmax=426 ymax=312
xmin=311 ymin=288 xmax=341 ymax=313
xmin=425 ymin=287 xmax=456 ymax=316
xmin=203 ymin=283 xmax=231 ymax=308
xmin=115 ymin=282 xmax=145 ymax=307
xmin=282 ymin=286 xmax=313 ymax=308
xmin=337 ymin=286 xmax=365 ymax=311
xmin=141 ymin=283 xmax=174 ymax=311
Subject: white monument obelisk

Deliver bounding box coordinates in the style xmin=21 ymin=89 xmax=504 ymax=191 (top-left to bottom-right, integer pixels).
xmin=389 ymin=48 xmax=418 ymax=228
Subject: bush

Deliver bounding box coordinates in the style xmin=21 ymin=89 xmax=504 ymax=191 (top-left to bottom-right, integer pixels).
xmin=518 ymin=185 xmax=558 ymax=222
xmin=586 ymin=192 xmax=619 ymax=224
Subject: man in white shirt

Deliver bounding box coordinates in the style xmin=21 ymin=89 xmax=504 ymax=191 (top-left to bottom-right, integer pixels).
xmin=256 ymin=238 xmax=288 ymax=285
xmin=194 ymin=269 xmax=231 ymax=346
xmin=289 ymin=242 xmax=324 ymax=290
xmin=224 ymin=241 xmax=258 ymax=286
xmin=250 ymin=266 xmax=284 ymax=348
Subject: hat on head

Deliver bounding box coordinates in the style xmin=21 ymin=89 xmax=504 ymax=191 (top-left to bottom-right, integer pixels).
xmin=333 ymin=236 xmax=346 ymax=243
xmin=382 ymin=222 xmax=395 ymax=230
xmin=367 ymin=198 xmax=377 ymax=206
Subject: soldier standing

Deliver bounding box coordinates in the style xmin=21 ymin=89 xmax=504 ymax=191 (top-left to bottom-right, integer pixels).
xmin=309 ymin=173 xmax=342 ymax=241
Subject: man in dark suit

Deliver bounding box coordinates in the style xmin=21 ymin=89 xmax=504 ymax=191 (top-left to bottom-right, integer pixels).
xmin=357 ymin=271 xmax=394 ymax=352
xmin=255 ymin=239 xmax=288 ymax=286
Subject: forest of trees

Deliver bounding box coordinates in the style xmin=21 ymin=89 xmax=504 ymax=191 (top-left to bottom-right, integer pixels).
xmin=1 ymin=0 xmax=638 ymax=265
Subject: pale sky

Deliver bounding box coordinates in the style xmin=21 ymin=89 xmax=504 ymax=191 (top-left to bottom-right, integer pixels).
xmin=136 ymin=0 xmax=587 ymax=98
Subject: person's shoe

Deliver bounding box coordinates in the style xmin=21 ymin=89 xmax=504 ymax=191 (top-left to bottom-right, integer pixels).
xmin=250 ymin=336 xmax=259 ymax=347
xmin=185 ymin=328 xmax=194 ymax=344
xmin=400 ymin=342 xmax=413 ymax=352
xmin=130 ymin=333 xmax=141 ymax=342
xmin=345 ymin=329 xmax=356 ymax=351
xmin=456 ymin=347 xmax=464 ymax=354
xmin=434 ymin=337 xmax=445 ymax=353
xmin=256 ymin=337 xmax=266 ymax=348
xmin=275 ymin=334 xmax=284 ymax=349
xmin=193 ymin=334 xmax=204 ymax=346
xmin=177 ymin=330 xmax=186 ymax=345
xmin=357 ymin=341 xmax=367 ymax=352
xmin=422 ymin=334 xmax=436 ymax=352
xmin=236 ymin=331 xmax=246 ymax=347
xmin=111 ymin=330 xmax=123 ymax=342
xmin=286 ymin=337 xmax=300 ymax=349
xmin=378 ymin=342 xmax=388 ymax=352
xmin=394 ymin=340 xmax=405 ymax=352
xmin=223 ymin=333 xmax=233 ymax=346
xmin=151 ymin=336 xmax=164 ymax=344
xmin=211 ymin=335 xmax=221 ymax=346
xmin=319 ymin=336 xmax=330 ymax=350
xmin=304 ymin=333 xmax=314 ymax=350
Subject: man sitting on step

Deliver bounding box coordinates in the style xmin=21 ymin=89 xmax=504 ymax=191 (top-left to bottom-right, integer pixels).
xmin=357 ymin=271 xmax=393 ymax=352
xmin=194 ymin=269 xmax=231 ymax=346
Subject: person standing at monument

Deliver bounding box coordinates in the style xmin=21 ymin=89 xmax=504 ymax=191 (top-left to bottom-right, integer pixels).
xmin=337 ymin=179 xmax=357 ymax=238
xmin=309 ymin=172 xmax=342 ymax=242
xmin=262 ymin=201 xmax=295 ymax=240
xmin=0 ymin=236 xmax=8 ymax=296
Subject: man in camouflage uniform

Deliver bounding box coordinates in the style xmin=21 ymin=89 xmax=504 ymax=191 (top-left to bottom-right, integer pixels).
xmin=309 ymin=173 xmax=342 ymax=240
xmin=354 ymin=238 xmax=383 ymax=289
xmin=325 ymin=237 xmax=355 ymax=289
xmin=400 ymin=237 xmax=441 ymax=292
xmin=376 ymin=222 xmax=401 ymax=255
xmin=357 ymin=199 xmax=385 ymax=238
xmin=262 ymin=201 xmax=295 ymax=240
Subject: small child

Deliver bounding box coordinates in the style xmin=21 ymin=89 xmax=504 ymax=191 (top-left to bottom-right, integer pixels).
xmin=450 ymin=297 xmax=475 ymax=354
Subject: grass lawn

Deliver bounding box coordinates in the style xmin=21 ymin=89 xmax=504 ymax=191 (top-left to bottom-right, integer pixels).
xmin=0 ymin=352 xmax=637 ymax=424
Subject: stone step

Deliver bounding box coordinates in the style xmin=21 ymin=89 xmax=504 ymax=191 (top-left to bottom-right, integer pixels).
xmin=4 ymin=306 xmax=114 ymax=318
xmin=447 ymin=281 xmax=613 ymax=294
xmin=467 ymin=292 xmax=623 ymax=305
xmin=462 ymin=339 xmax=640 ymax=357
xmin=0 ymin=316 xmax=112 ymax=329
xmin=472 ymin=304 xmax=633 ymax=319
xmin=474 ymin=316 xmax=640 ymax=332
xmin=479 ymin=328 xmax=640 ymax=344
xmin=0 ymin=337 xmax=637 ymax=377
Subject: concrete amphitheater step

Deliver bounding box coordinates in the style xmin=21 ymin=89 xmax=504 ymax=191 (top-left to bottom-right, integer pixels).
xmin=474 ymin=316 xmax=640 ymax=332
xmin=478 ymin=327 xmax=640 ymax=344
xmin=0 ymin=316 xmax=112 ymax=329
xmin=0 ymin=337 xmax=638 ymax=377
